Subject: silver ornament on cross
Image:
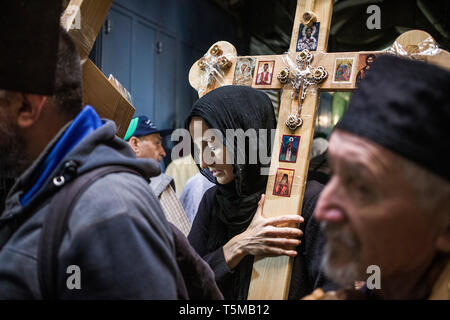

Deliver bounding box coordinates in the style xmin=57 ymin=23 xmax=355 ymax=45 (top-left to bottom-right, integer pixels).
xmin=278 ymin=49 xmax=328 ymax=131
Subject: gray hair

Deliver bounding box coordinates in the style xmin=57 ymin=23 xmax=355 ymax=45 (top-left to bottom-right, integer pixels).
xmin=400 ymin=157 xmax=450 ymax=226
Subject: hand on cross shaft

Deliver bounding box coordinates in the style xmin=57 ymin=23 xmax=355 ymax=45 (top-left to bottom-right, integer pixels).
xmin=223 ymin=194 xmax=304 ymax=270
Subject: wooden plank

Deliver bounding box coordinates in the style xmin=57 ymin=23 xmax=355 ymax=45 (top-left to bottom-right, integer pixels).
xmin=240 ymin=52 xmax=366 ymax=91
xmin=189 ymin=32 xmax=450 ymax=97
xmin=289 ymin=0 xmax=333 ymax=52
xmin=61 ymin=0 xmax=113 ymax=60
xmin=247 ymin=0 xmax=333 ymax=300
xmin=82 ymin=59 xmax=135 ymax=138
xmin=393 ymin=30 xmax=450 ymax=71
xmin=249 ymin=55 xmax=284 ymax=90
xmin=248 ymin=90 xmax=320 ymax=300
xmin=312 ymin=51 xmax=360 ymax=91
xmin=188 ymin=41 xmax=237 ymax=97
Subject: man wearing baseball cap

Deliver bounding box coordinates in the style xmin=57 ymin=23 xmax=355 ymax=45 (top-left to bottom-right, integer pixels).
xmin=304 ymin=54 xmax=450 ymax=300
xmin=125 ymin=116 xmax=191 ymax=236
xmin=125 ymin=115 xmax=172 ymax=163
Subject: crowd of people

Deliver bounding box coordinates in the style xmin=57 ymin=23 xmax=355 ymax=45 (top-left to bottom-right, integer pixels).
xmin=0 ymin=1 xmax=449 ymax=300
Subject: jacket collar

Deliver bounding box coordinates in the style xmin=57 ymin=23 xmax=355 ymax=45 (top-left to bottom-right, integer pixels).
xmin=20 ymin=106 xmax=102 ymax=206
xmin=149 ymin=173 xmax=174 ymax=197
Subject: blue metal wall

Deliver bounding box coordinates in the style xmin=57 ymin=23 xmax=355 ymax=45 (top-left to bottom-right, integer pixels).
xmin=95 ymin=0 xmax=238 ymax=131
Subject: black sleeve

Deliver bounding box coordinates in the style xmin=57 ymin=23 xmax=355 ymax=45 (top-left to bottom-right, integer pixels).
xmin=58 ymin=214 xmax=180 ymax=299
xmin=188 ymin=187 xmax=233 ymax=283
xmin=169 ymin=223 xmax=224 ymax=300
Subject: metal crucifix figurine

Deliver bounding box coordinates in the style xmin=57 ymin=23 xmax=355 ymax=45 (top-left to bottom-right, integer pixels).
xmin=278 ymin=49 xmax=328 ymax=131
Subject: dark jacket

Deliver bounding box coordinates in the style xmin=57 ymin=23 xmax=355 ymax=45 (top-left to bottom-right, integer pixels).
xmin=188 ymin=180 xmax=339 ymax=300
xmin=169 ymin=223 xmax=223 ymax=299
xmin=0 ymin=119 xmax=183 ymax=299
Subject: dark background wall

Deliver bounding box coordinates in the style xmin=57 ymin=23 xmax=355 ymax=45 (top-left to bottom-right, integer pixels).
xmin=91 ymin=0 xmax=239 ymax=132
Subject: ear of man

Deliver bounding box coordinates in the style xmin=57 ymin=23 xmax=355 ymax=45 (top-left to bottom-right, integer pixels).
xmin=16 ymin=94 xmax=48 ymax=129
xmin=5 ymin=91 xmax=66 ymax=164
xmin=128 ymin=136 xmax=141 ymax=155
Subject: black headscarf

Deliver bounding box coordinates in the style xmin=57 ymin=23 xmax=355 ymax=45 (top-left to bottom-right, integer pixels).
xmin=186 ymin=85 xmax=276 ymax=237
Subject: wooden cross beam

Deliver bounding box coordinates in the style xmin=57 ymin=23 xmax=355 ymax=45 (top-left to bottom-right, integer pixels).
xmin=189 ymin=0 xmax=450 ymax=300
xmin=61 ymin=0 xmax=135 ymax=138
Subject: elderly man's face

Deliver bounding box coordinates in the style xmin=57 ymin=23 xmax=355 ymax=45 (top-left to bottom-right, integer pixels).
xmin=130 ymin=133 xmax=166 ymax=163
xmin=315 ymin=130 xmax=441 ymax=287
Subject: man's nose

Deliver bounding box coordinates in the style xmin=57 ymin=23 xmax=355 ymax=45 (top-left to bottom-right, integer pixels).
xmin=160 ymin=146 xmax=166 ymax=158
xmin=314 ymin=178 xmax=346 ymax=223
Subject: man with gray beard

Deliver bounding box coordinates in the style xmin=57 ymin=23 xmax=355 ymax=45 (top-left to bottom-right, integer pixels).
xmin=303 ymin=55 xmax=450 ymax=300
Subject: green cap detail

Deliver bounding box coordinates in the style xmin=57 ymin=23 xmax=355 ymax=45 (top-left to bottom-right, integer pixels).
xmin=124 ymin=117 xmax=139 ymax=141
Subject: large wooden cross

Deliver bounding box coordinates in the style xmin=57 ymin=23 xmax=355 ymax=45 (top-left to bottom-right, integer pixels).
xmin=61 ymin=0 xmax=135 ymax=138
xmin=189 ymin=0 xmax=450 ymax=300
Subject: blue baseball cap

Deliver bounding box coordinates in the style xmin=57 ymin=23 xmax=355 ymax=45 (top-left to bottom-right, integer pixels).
xmin=124 ymin=116 xmax=173 ymax=141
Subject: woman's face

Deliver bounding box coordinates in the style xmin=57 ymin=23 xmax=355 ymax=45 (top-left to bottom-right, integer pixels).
xmin=189 ymin=117 xmax=234 ymax=184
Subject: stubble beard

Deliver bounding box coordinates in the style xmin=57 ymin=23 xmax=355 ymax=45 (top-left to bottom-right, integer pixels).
xmin=0 ymin=118 xmax=28 ymax=181
xmin=321 ymin=221 xmax=364 ymax=288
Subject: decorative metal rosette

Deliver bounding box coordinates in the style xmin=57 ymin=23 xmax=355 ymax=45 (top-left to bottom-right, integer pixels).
xmin=302 ymin=11 xmax=317 ymax=26
xmin=310 ymin=66 xmax=327 ymax=83
xmin=217 ymin=56 xmax=232 ymax=70
xmin=296 ymin=49 xmax=313 ymax=64
xmin=197 ymin=46 xmax=232 ymax=72
xmin=277 ymin=67 xmax=290 ymax=84
xmin=210 ymin=45 xmax=223 ymax=56
xmin=285 ymin=114 xmax=303 ymax=131
xmin=198 ymin=57 xmax=207 ymax=71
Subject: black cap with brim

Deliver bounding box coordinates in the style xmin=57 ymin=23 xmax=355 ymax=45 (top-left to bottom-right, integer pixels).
xmin=0 ymin=0 xmax=62 ymax=95
xmin=335 ymin=54 xmax=450 ymax=182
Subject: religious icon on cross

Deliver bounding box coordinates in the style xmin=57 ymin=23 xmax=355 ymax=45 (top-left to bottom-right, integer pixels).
xmin=296 ymin=22 xmax=320 ymax=51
